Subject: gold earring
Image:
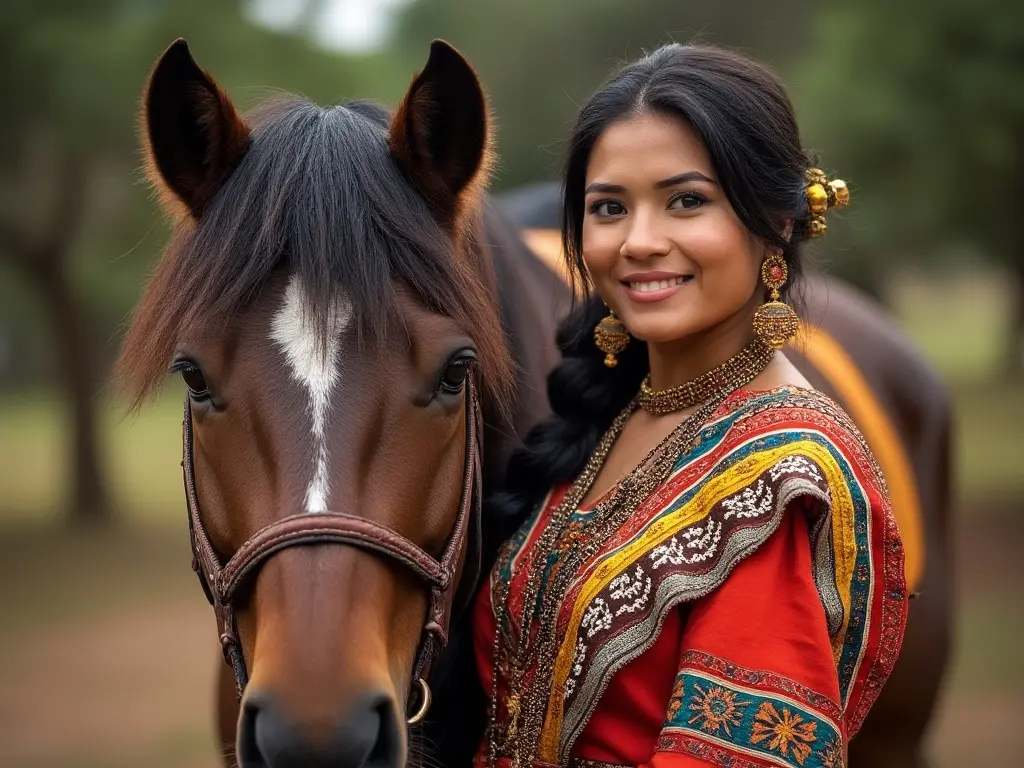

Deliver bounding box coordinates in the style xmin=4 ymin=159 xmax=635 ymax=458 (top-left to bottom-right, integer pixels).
xmin=752 ymin=251 xmax=799 ymax=350
xmin=594 ymin=308 xmax=630 ymax=367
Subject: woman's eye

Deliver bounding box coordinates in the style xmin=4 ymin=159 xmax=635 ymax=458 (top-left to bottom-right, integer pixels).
xmin=439 ymin=361 xmax=471 ymax=394
xmin=590 ymin=200 xmax=627 ymax=217
xmin=181 ymin=366 xmax=210 ymax=400
xmin=669 ymin=192 xmax=706 ymax=210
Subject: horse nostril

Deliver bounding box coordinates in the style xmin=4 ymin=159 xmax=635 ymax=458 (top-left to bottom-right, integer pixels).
xmin=237 ymin=692 xmax=268 ymax=768
xmin=366 ymin=695 xmax=401 ymax=768
xmin=336 ymin=691 xmax=402 ymax=768
xmin=236 ymin=689 xmax=402 ymax=768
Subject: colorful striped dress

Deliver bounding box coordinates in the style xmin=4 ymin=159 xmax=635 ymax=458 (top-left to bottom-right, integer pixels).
xmin=474 ymin=386 xmax=908 ymax=768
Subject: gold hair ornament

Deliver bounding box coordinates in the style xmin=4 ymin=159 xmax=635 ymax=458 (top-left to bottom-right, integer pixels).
xmin=804 ymin=167 xmax=850 ymax=239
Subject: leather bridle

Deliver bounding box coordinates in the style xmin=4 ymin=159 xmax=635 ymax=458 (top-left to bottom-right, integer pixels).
xmin=182 ymin=376 xmax=484 ymax=724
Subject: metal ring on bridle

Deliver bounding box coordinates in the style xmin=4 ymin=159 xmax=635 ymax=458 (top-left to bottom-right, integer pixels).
xmin=406 ymin=677 xmax=432 ymax=725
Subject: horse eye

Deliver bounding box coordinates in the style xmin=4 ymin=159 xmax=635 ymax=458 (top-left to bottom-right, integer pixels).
xmin=439 ymin=360 xmax=471 ymax=395
xmin=181 ymin=366 xmax=210 ymax=400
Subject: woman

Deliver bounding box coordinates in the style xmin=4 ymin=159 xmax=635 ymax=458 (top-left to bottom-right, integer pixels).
xmin=471 ymin=44 xmax=907 ymax=768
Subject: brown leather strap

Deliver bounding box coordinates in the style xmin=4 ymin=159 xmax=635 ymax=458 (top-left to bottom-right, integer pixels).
xmin=218 ymin=512 xmax=448 ymax=604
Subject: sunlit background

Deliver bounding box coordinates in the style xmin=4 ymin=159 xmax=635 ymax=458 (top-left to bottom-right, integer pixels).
xmin=1 ymin=1 xmax=1021 ymax=766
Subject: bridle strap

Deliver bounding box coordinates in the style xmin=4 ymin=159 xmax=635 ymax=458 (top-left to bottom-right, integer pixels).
xmin=182 ymin=376 xmax=483 ymax=718
xmin=218 ymin=513 xmax=448 ymax=604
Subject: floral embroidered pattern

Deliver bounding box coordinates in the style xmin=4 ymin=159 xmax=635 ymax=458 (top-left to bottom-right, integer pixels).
xmin=571 ymin=636 xmax=586 ymax=677
xmin=687 ymin=683 xmax=749 ymax=737
xmin=580 ymin=598 xmax=612 ymax=638
xmin=770 ymin=454 xmax=825 ymax=484
xmin=750 ymin=700 xmax=818 ymax=765
xmin=609 ymin=565 xmax=652 ymax=616
xmin=660 ymin=662 xmax=843 ymax=768
xmin=649 ymin=520 xmax=724 ymax=568
xmin=721 ymin=478 xmax=773 ymax=520
xmin=819 ymin=736 xmax=845 ymax=767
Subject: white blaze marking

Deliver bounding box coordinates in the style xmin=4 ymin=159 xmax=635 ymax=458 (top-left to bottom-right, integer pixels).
xmin=269 ymin=275 xmax=352 ymax=513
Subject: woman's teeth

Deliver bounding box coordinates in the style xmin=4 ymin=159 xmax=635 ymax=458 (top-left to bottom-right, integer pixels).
xmin=627 ymin=276 xmax=688 ymax=292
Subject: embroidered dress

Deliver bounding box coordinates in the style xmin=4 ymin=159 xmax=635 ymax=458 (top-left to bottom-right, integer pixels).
xmin=474 ymin=386 xmax=907 ymax=768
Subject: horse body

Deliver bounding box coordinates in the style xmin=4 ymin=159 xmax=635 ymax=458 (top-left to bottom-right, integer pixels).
xmin=504 ymin=183 xmax=953 ymax=768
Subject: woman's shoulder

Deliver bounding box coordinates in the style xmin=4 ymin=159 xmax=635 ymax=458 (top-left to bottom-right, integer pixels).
xmin=722 ymin=383 xmax=856 ymax=432
xmin=711 ymin=384 xmax=887 ymax=491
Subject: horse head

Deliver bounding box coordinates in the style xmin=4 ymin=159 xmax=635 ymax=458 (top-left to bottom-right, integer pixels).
xmin=118 ymin=38 xmax=512 ymax=768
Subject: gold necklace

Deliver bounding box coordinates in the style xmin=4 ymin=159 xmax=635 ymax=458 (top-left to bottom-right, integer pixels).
xmin=488 ymin=340 xmax=773 ymax=768
xmin=638 ymin=337 xmax=774 ymax=416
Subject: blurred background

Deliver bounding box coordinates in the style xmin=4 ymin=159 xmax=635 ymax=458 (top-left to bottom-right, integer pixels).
xmin=0 ymin=1 xmax=1020 ymax=766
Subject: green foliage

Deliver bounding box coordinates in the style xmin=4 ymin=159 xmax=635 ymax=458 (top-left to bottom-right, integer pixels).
xmin=794 ymin=0 xmax=1024 ymax=268
xmin=388 ymin=0 xmax=813 ymax=189
xmin=3 ymin=0 xmax=1022 ymax=387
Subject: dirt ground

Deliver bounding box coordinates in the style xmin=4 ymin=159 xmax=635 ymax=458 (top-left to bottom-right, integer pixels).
xmin=0 ymin=502 xmax=1021 ymax=768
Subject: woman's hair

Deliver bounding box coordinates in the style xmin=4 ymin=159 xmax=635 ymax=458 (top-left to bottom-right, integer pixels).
xmin=429 ymin=44 xmax=820 ymax=768
xmin=491 ymin=43 xmax=816 ymax=550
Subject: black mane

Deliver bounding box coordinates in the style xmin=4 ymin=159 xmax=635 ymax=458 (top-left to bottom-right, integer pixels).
xmin=118 ymin=96 xmax=511 ymax=408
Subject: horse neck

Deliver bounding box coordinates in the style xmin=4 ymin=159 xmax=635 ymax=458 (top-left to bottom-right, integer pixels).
xmin=475 ymin=198 xmax=569 ymax=489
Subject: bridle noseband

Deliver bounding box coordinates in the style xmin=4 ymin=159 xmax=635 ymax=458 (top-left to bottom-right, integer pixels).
xmin=182 ymin=377 xmax=484 ymax=724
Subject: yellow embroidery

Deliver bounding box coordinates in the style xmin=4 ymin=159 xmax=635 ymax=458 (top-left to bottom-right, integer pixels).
xmin=750 ymin=701 xmax=818 ymax=766
xmin=686 ymin=683 xmax=749 ymax=737
xmin=793 ymin=321 xmax=923 ymax=591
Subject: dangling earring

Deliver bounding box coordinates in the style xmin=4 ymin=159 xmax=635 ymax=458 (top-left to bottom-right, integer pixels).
xmin=594 ymin=307 xmax=630 ymax=367
xmin=752 ymin=251 xmax=799 ymax=350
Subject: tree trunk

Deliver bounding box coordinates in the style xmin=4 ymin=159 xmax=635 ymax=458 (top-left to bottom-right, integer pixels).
xmin=32 ymin=265 xmax=109 ymax=523
xmin=0 ymin=154 xmax=109 ymax=524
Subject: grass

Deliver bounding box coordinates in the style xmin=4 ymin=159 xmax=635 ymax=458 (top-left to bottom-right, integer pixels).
xmin=0 ymin=388 xmax=184 ymax=524
xmin=886 ymin=268 xmax=1014 ymax=381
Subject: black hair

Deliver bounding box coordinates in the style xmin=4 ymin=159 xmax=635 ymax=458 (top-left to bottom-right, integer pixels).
xmin=431 ymin=43 xmax=820 ymax=768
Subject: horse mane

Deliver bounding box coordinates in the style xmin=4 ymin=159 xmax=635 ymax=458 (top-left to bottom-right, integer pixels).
xmin=115 ymin=96 xmax=513 ymax=413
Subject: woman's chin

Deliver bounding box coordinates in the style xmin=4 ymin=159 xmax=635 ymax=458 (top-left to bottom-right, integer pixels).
xmin=625 ymin=323 xmax=703 ymax=346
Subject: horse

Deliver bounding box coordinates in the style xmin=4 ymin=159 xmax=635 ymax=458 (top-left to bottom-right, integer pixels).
xmin=501 ymin=182 xmax=955 ymax=768
xmin=120 ymin=36 xmax=952 ymax=768
xmin=117 ymin=39 xmax=568 ymax=768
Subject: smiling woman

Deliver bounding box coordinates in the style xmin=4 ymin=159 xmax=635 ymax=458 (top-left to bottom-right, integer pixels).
xmin=472 ymin=44 xmax=908 ymax=768
xmin=581 ymin=113 xmax=772 ymax=366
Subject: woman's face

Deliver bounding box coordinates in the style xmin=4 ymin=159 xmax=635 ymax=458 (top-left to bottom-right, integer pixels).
xmin=582 ymin=111 xmax=767 ymax=346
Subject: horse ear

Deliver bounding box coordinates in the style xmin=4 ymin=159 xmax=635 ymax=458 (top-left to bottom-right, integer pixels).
xmin=141 ymin=39 xmax=251 ymax=220
xmin=389 ymin=39 xmax=492 ymax=228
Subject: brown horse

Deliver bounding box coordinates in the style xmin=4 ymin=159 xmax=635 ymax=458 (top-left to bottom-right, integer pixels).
xmin=504 ymin=182 xmax=954 ymax=768
xmin=118 ymin=39 xmax=567 ymax=768
xmin=120 ymin=36 xmax=951 ymax=768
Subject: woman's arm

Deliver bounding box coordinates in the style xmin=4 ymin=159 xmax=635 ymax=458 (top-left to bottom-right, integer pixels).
xmin=643 ymin=508 xmax=847 ymax=768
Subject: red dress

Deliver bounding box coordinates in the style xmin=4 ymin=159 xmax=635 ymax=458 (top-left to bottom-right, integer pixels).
xmin=473 ymin=387 xmax=907 ymax=768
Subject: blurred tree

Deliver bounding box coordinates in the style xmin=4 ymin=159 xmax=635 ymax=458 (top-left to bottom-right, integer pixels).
xmin=0 ymin=0 xmax=375 ymax=523
xmin=796 ymin=0 xmax=1024 ymax=371
xmin=0 ymin=0 xmax=130 ymax=524
xmin=389 ymin=0 xmax=812 ymax=189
